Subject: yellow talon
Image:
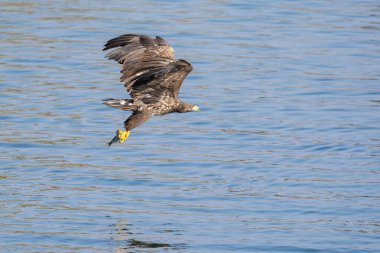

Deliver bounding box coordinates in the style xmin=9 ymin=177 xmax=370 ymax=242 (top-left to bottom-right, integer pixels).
xmin=118 ymin=129 xmax=130 ymax=144
xmin=107 ymin=129 xmax=131 ymax=147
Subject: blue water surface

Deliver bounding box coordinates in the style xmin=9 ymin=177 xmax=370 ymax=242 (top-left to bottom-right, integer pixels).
xmin=1 ymin=1 xmax=379 ymax=252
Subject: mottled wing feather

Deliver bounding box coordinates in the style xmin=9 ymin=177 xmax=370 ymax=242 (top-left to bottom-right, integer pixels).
xmin=121 ymin=57 xmax=173 ymax=84
xmin=104 ymin=34 xmax=192 ymax=102
xmin=103 ymin=34 xmax=175 ymax=64
xmin=127 ymin=61 xmax=192 ymax=102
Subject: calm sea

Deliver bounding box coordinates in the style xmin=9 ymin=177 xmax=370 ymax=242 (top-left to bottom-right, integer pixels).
xmin=1 ymin=1 xmax=379 ymax=252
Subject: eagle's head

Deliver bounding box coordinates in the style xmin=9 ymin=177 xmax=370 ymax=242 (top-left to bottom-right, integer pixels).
xmin=177 ymin=102 xmax=200 ymax=113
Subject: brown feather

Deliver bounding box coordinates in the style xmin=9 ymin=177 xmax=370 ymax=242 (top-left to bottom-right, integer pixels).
xmin=103 ymin=34 xmax=196 ymax=133
xmin=104 ymin=34 xmax=192 ymax=102
xmin=124 ymin=110 xmax=151 ymax=131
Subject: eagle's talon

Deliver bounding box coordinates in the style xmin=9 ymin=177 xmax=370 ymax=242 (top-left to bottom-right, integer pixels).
xmin=107 ymin=129 xmax=130 ymax=147
xmin=118 ymin=129 xmax=130 ymax=144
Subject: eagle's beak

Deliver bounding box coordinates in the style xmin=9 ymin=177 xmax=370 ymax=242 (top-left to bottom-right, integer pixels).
xmin=192 ymin=105 xmax=200 ymax=112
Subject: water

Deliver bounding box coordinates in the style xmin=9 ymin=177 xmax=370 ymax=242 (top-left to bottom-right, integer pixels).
xmin=1 ymin=0 xmax=379 ymax=252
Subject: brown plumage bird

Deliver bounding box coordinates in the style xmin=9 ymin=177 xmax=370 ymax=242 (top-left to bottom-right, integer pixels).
xmin=102 ymin=34 xmax=200 ymax=146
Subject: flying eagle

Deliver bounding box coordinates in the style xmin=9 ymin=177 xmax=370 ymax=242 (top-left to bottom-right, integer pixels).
xmin=102 ymin=34 xmax=200 ymax=146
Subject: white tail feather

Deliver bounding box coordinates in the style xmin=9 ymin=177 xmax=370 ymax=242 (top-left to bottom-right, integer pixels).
xmin=102 ymin=98 xmax=136 ymax=111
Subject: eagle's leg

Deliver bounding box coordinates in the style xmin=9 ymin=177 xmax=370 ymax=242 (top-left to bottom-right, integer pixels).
xmin=107 ymin=111 xmax=150 ymax=147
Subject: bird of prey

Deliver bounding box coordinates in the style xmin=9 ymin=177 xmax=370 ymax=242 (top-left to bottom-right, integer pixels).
xmin=102 ymin=34 xmax=200 ymax=146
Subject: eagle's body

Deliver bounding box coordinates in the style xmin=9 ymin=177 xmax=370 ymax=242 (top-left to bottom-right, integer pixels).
xmin=103 ymin=34 xmax=199 ymax=146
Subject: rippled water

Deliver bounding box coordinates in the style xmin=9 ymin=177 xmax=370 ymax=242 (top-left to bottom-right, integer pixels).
xmin=1 ymin=1 xmax=380 ymax=252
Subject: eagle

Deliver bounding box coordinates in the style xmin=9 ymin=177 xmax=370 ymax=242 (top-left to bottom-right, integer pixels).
xmin=102 ymin=34 xmax=200 ymax=146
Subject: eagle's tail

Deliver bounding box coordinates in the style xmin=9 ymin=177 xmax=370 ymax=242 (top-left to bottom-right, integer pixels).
xmin=102 ymin=98 xmax=137 ymax=111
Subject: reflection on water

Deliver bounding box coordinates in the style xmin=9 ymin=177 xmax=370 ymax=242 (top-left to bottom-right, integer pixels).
xmin=1 ymin=0 xmax=379 ymax=252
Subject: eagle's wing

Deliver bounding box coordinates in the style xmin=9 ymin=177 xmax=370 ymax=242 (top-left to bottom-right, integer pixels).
xmin=104 ymin=34 xmax=175 ymax=64
xmin=124 ymin=59 xmax=192 ymax=103
xmin=104 ymin=34 xmax=192 ymax=102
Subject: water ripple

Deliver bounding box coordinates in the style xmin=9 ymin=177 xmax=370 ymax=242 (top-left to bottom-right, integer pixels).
xmin=1 ymin=0 xmax=380 ymax=252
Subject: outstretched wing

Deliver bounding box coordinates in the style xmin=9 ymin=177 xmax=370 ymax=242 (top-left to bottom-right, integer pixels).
xmin=124 ymin=59 xmax=192 ymax=103
xmin=104 ymin=34 xmax=192 ymax=102
xmin=103 ymin=34 xmax=175 ymax=64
